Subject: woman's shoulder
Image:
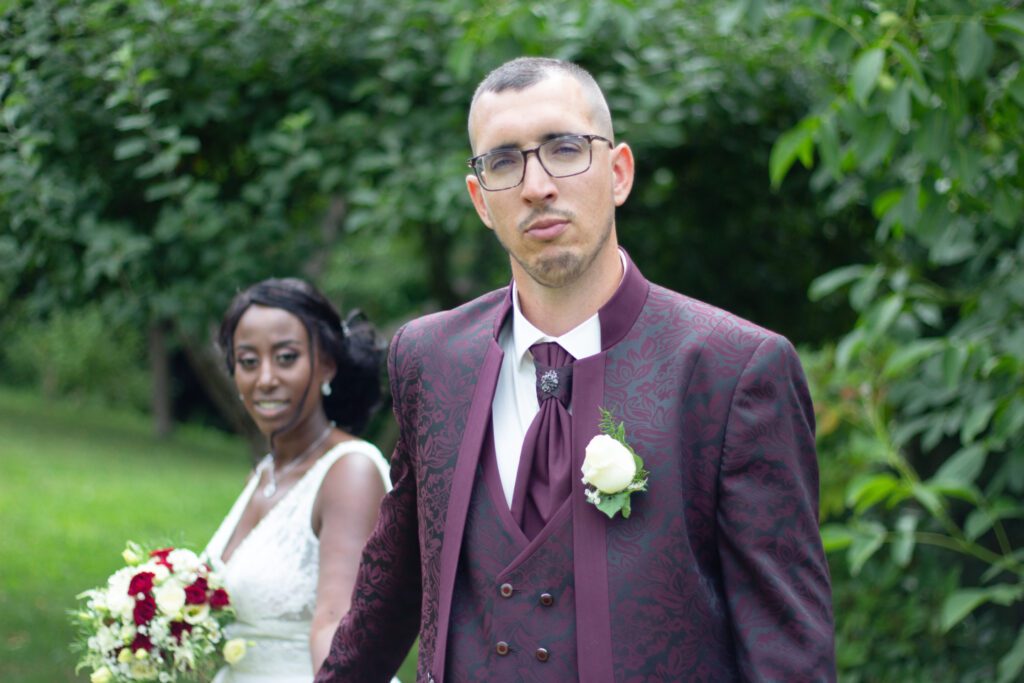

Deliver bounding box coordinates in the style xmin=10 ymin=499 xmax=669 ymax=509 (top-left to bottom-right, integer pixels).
xmin=315 ymin=438 xmax=390 ymax=493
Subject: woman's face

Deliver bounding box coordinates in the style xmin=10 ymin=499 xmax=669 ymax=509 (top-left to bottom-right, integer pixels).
xmin=231 ymin=304 xmax=333 ymax=438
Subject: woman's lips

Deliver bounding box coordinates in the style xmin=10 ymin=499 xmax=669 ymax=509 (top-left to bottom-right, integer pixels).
xmin=252 ymin=400 xmax=289 ymax=418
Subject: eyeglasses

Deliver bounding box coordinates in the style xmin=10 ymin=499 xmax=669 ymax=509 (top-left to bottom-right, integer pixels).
xmin=467 ymin=134 xmax=613 ymax=191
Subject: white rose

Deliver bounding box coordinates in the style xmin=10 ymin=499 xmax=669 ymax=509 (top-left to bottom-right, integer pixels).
xmin=167 ymin=549 xmax=200 ymax=573
xmin=95 ymin=624 xmax=118 ymax=653
xmin=90 ymin=666 xmax=113 ymax=683
xmin=105 ymin=568 xmax=134 ymax=617
xmin=581 ymin=434 xmax=636 ymax=493
xmin=223 ymin=638 xmax=247 ymax=665
xmin=183 ymin=602 xmax=210 ymax=624
xmin=129 ymin=658 xmax=158 ymax=680
xmin=154 ymin=582 xmax=186 ymax=616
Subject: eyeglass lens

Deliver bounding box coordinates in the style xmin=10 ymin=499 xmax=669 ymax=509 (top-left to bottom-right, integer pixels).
xmin=477 ymin=135 xmax=594 ymax=191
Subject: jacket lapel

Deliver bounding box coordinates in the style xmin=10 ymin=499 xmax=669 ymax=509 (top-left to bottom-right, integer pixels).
xmin=572 ymin=250 xmax=650 ymax=683
xmin=431 ymin=295 xmax=510 ymax=681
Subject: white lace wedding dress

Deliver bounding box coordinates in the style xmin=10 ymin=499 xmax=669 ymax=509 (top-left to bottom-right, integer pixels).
xmin=205 ymin=440 xmax=391 ymax=682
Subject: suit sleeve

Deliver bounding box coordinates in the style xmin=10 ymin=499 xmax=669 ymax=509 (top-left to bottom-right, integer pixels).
xmin=716 ymin=334 xmax=836 ymax=683
xmin=315 ymin=324 xmax=422 ymax=682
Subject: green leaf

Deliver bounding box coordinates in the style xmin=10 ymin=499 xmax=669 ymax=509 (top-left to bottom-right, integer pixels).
xmin=849 ymin=265 xmax=883 ymax=311
xmin=850 ymin=48 xmax=885 ymax=107
xmin=911 ymin=482 xmax=944 ymax=517
xmin=846 ymin=473 xmax=899 ymax=513
xmin=955 ymin=20 xmax=993 ymax=81
xmin=819 ymin=524 xmax=854 ymax=552
xmin=890 ymin=41 xmax=925 ymax=86
xmin=871 ymin=189 xmax=903 ymax=219
xmin=933 ymin=444 xmax=987 ymax=486
xmin=863 ymin=294 xmax=903 ymax=340
xmin=715 ymin=0 xmax=749 ymax=35
xmin=961 ymin=401 xmax=996 ymax=444
xmin=115 ymin=113 xmax=154 ymax=131
xmin=928 ymin=481 xmax=979 ymax=505
xmin=770 ymin=116 xmax=817 ymax=188
xmin=595 ymin=491 xmax=629 ymax=519
xmin=942 ymin=343 xmax=968 ymax=388
xmin=886 ymin=80 xmax=911 ymax=133
xmin=940 ymin=585 xmax=1020 ymax=633
xmin=882 ymin=339 xmax=942 ymax=378
xmin=848 ymin=522 xmax=886 ymax=576
xmin=941 ymin=589 xmax=989 ymax=632
xmin=965 ymin=508 xmax=993 ymax=541
xmin=995 ymin=13 xmax=1024 ymax=36
xmin=817 ymin=114 xmax=841 ymax=180
xmin=891 ymin=512 xmax=918 ymax=567
xmin=113 ymin=137 xmax=149 ymax=161
xmin=808 ymin=264 xmax=869 ymax=301
xmin=997 ymin=625 xmax=1024 ymax=683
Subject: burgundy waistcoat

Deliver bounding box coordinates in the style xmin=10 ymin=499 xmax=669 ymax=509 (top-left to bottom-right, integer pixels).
xmin=447 ymin=429 xmax=578 ymax=682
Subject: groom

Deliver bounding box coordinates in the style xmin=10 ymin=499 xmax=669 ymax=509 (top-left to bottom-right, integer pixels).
xmin=316 ymin=57 xmax=836 ymax=682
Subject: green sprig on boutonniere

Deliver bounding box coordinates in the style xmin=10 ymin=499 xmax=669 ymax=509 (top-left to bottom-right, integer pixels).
xmin=580 ymin=408 xmax=649 ymax=519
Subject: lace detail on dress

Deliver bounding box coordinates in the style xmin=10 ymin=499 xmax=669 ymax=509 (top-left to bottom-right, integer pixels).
xmin=205 ymin=440 xmax=391 ymax=682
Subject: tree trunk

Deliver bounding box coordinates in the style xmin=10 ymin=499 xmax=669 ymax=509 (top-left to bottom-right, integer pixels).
xmin=421 ymin=221 xmax=458 ymax=310
xmin=149 ymin=321 xmax=173 ymax=438
xmin=303 ymin=196 xmax=347 ymax=282
xmin=179 ymin=327 xmax=266 ymax=457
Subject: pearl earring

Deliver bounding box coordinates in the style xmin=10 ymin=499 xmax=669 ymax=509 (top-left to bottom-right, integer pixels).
xmin=321 ymin=380 xmax=332 ymax=396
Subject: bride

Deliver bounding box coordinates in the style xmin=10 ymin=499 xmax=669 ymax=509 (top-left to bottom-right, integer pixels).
xmin=205 ymin=278 xmax=391 ymax=682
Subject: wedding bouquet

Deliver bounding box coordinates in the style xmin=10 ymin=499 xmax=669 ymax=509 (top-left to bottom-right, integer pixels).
xmin=72 ymin=541 xmax=245 ymax=683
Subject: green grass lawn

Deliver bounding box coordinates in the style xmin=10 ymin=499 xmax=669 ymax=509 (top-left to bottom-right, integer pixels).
xmin=0 ymin=385 xmax=416 ymax=682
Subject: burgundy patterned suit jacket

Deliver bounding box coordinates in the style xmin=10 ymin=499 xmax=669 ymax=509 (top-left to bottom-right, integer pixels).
xmin=316 ymin=255 xmax=835 ymax=682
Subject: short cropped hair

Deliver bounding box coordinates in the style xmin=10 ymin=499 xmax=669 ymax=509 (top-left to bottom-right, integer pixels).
xmin=469 ymin=57 xmax=614 ymax=147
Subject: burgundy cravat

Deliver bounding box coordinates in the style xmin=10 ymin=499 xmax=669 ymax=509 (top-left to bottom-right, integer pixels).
xmin=511 ymin=342 xmax=575 ymax=540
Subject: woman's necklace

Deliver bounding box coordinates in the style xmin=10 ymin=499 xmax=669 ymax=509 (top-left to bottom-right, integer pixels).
xmin=262 ymin=423 xmax=333 ymax=498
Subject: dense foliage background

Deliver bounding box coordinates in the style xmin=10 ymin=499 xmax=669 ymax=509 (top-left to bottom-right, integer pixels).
xmin=2 ymin=0 xmax=1021 ymax=680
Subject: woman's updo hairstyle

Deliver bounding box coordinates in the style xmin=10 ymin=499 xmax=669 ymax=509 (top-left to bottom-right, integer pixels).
xmin=218 ymin=277 xmax=383 ymax=435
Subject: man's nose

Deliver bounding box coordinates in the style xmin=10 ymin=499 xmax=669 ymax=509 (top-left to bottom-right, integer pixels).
xmin=519 ymin=152 xmax=557 ymax=202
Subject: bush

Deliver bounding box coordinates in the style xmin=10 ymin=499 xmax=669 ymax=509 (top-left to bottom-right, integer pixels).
xmin=5 ymin=306 xmax=150 ymax=411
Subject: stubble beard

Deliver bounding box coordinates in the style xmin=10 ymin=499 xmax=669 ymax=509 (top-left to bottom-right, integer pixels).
xmin=504 ymin=210 xmax=615 ymax=290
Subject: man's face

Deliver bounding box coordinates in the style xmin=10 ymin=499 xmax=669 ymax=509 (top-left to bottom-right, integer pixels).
xmin=466 ymin=74 xmax=634 ymax=290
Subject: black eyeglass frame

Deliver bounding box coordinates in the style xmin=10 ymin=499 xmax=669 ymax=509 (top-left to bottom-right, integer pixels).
xmin=467 ymin=134 xmax=614 ymax=191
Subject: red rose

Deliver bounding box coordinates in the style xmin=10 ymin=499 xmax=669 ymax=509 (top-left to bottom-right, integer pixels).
xmin=129 ymin=633 xmax=153 ymax=652
xmin=149 ymin=547 xmax=174 ymax=570
xmin=128 ymin=571 xmax=155 ymax=597
xmin=209 ymin=588 xmax=230 ymax=609
xmin=148 ymin=544 xmax=174 ymax=573
xmin=133 ymin=595 xmax=157 ymax=625
xmin=184 ymin=577 xmax=208 ymax=605
xmin=169 ymin=620 xmax=193 ymax=643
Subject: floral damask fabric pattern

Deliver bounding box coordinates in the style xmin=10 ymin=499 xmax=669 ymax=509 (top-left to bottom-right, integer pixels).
xmin=317 ymin=272 xmax=834 ymax=683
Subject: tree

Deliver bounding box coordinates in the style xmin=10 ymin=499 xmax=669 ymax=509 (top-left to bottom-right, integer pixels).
xmin=756 ymin=0 xmax=1024 ymax=678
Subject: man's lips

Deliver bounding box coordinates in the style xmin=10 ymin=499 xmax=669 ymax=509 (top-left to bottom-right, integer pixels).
xmin=525 ymin=217 xmax=569 ymax=240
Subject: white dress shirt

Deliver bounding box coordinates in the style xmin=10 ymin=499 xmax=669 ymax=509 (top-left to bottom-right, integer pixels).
xmin=490 ymin=252 xmax=627 ymax=508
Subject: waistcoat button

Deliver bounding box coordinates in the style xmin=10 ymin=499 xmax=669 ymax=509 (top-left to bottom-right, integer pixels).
xmin=499 ymin=583 xmax=514 ymax=598
xmin=496 ymin=641 xmax=510 ymax=656
xmin=535 ymin=647 xmax=550 ymax=662
xmin=539 ymin=592 xmax=554 ymax=606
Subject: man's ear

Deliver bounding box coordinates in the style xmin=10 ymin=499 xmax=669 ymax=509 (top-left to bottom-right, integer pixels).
xmin=610 ymin=142 xmax=635 ymax=207
xmin=466 ymin=174 xmax=494 ymax=230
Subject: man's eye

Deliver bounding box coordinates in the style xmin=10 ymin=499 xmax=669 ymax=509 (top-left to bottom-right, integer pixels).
xmin=485 ymin=152 xmax=521 ymax=173
xmin=548 ymin=140 xmax=584 ymax=157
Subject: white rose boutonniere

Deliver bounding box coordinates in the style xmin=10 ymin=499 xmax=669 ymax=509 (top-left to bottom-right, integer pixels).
xmin=581 ymin=408 xmax=649 ymax=519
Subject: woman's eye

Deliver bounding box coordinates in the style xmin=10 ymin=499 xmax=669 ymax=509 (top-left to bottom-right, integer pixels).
xmin=237 ymin=357 xmax=258 ymax=370
xmin=276 ymin=351 xmax=299 ymax=365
